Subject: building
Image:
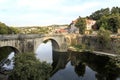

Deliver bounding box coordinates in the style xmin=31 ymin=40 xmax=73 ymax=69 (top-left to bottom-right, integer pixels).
xmin=85 ymin=19 xmax=96 ymax=34
xmin=68 ymin=20 xmax=79 ymax=33
xmin=118 ymin=29 xmax=120 ymax=34
xmin=69 ymin=18 xmax=96 ymax=34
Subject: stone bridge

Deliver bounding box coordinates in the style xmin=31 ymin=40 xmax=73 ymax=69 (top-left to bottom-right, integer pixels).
xmin=0 ymin=34 xmax=79 ymax=53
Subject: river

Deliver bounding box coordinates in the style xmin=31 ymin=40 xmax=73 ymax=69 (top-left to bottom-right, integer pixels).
xmin=0 ymin=41 xmax=120 ymax=80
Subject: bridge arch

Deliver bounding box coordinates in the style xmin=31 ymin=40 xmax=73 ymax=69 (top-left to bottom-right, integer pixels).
xmin=0 ymin=46 xmax=19 ymax=71
xmin=43 ymin=38 xmax=60 ymax=51
xmin=0 ymin=46 xmax=19 ymax=54
xmin=0 ymin=46 xmax=19 ymax=65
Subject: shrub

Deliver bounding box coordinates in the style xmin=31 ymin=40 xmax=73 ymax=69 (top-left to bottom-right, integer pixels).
xmin=8 ymin=53 xmax=52 ymax=80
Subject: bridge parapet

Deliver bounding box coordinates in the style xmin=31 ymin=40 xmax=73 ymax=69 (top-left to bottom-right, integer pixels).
xmin=0 ymin=34 xmax=68 ymax=40
xmin=0 ymin=34 xmax=45 ymax=40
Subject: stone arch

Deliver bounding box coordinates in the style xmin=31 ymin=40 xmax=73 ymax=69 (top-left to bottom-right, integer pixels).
xmin=43 ymin=38 xmax=60 ymax=51
xmin=0 ymin=46 xmax=19 ymax=54
xmin=0 ymin=46 xmax=19 ymax=64
xmin=0 ymin=46 xmax=19 ymax=71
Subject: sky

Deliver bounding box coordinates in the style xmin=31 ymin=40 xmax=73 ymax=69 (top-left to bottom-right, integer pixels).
xmin=0 ymin=0 xmax=120 ymax=27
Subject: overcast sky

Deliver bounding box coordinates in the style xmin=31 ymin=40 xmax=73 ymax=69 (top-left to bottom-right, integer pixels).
xmin=0 ymin=0 xmax=120 ymax=27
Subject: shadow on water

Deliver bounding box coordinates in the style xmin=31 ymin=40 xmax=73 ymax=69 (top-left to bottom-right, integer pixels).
xmin=50 ymin=51 xmax=120 ymax=80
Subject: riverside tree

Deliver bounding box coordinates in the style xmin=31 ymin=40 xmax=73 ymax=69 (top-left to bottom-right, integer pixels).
xmin=9 ymin=53 xmax=52 ymax=80
xmin=75 ymin=16 xmax=86 ymax=34
xmin=89 ymin=7 xmax=120 ymax=33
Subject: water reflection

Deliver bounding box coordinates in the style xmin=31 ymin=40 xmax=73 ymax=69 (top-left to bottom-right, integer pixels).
xmin=1 ymin=42 xmax=120 ymax=80
xmin=2 ymin=52 xmax=14 ymax=70
xmin=51 ymin=51 xmax=69 ymax=76
xmin=35 ymin=42 xmax=120 ymax=80
xmin=50 ymin=51 xmax=120 ymax=80
xmin=0 ymin=47 xmax=15 ymax=80
xmin=36 ymin=41 xmax=53 ymax=63
xmin=0 ymin=47 xmax=15 ymax=71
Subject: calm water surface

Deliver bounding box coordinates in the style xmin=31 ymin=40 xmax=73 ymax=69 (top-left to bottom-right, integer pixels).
xmin=1 ymin=41 xmax=120 ymax=80
xmin=36 ymin=41 xmax=120 ymax=80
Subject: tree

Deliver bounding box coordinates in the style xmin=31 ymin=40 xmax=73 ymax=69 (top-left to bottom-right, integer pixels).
xmin=95 ymin=12 xmax=120 ymax=33
xmin=9 ymin=27 xmax=20 ymax=34
xmin=96 ymin=16 xmax=108 ymax=29
xmin=9 ymin=53 xmax=52 ymax=80
xmin=107 ymin=15 xmax=120 ymax=33
xmin=0 ymin=22 xmax=20 ymax=34
xmin=0 ymin=22 xmax=9 ymax=34
xmin=89 ymin=8 xmax=110 ymax=20
xmin=111 ymin=7 xmax=120 ymax=15
xmin=75 ymin=17 xmax=86 ymax=34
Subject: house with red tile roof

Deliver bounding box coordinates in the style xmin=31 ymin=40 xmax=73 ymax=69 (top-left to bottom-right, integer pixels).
xmin=69 ymin=18 xmax=96 ymax=34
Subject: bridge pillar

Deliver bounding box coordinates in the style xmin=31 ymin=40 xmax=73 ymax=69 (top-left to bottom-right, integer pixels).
xmin=18 ymin=39 xmax=35 ymax=53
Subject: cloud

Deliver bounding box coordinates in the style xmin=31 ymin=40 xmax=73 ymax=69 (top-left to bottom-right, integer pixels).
xmin=0 ymin=0 xmax=120 ymax=26
xmin=0 ymin=0 xmax=8 ymax=3
xmin=62 ymin=2 xmax=100 ymax=12
xmin=16 ymin=0 xmax=64 ymax=10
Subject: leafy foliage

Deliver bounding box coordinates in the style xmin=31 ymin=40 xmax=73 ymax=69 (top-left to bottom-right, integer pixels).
xmin=9 ymin=53 xmax=52 ymax=80
xmin=89 ymin=7 xmax=120 ymax=33
xmin=89 ymin=8 xmax=110 ymax=20
xmin=9 ymin=27 xmax=20 ymax=34
xmin=0 ymin=22 xmax=9 ymax=34
xmin=96 ymin=15 xmax=120 ymax=33
xmin=108 ymin=15 xmax=120 ymax=33
xmin=75 ymin=17 xmax=86 ymax=34
xmin=111 ymin=7 xmax=120 ymax=15
xmin=0 ymin=22 xmax=20 ymax=34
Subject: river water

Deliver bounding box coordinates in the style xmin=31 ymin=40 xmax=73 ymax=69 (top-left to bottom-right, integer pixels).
xmin=1 ymin=41 xmax=120 ymax=80
xmin=36 ymin=41 xmax=120 ymax=80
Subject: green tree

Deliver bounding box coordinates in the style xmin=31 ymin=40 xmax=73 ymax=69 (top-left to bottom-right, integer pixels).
xmin=107 ymin=15 xmax=120 ymax=33
xmin=75 ymin=17 xmax=86 ymax=34
xmin=89 ymin=8 xmax=110 ymax=20
xmin=9 ymin=53 xmax=52 ymax=80
xmin=0 ymin=22 xmax=9 ymax=34
xmin=111 ymin=7 xmax=120 ymax=15
xmin=96 ymin=16 xmax=108 ymax=29
xmin=0 ymin=22 xmax=20 ymax=34
xmin=9 ymin=27 xmax=20 ymax=34
xmin=97 ymin=15 xmax=120 ymax=33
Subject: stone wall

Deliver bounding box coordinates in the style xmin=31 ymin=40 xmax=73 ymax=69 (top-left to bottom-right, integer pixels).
xmin=0 ymin=34 xmax=72 ymax=53
xmin=81 ymin=35 xmax=120 ymax=54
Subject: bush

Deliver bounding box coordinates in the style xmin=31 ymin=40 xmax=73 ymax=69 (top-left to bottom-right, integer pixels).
xmin=8 ymin=53 xmax=52 ymax=80
xmin=9 ymin=27 xmax=20 ymax=34
xmin=0 ymin=22 xmax=9 ymax=34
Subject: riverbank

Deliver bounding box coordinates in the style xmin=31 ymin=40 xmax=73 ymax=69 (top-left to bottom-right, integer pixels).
xmin=68 ymin=46 xmax=120 ymax=69
xmin=68 ymin=46 xmax=119 ymax=57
